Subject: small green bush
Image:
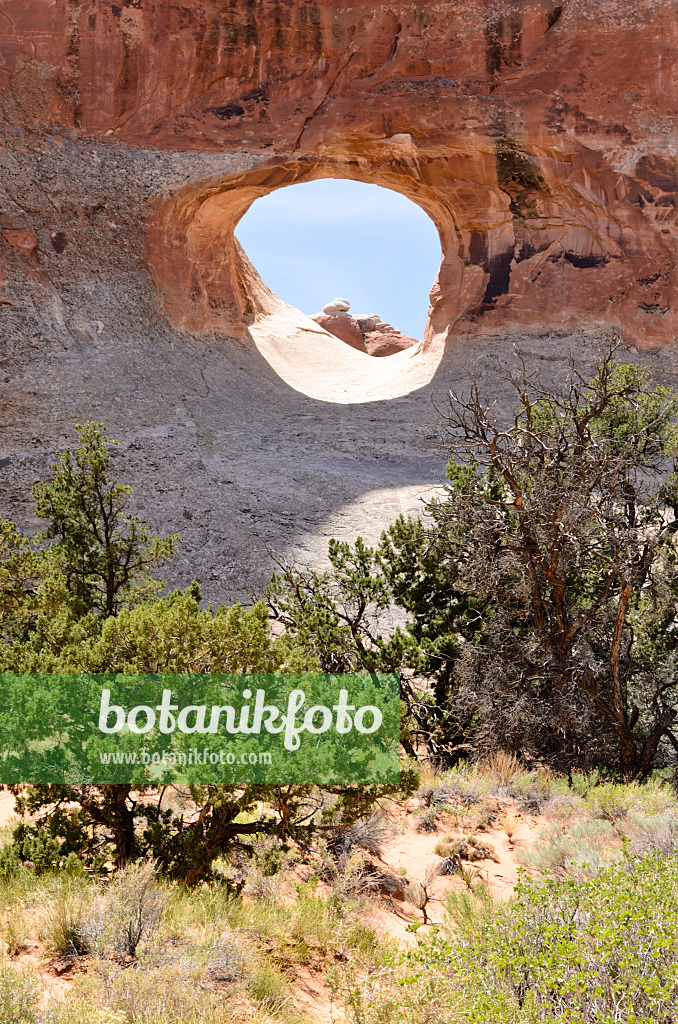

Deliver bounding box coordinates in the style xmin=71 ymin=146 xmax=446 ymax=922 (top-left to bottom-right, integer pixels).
xmin=569 ymin=769 xmax=600 ymax=797
xmin=247 ymin=963 xmax=290 ymax=1013
xmin=585 ymin=782 xmax=634 ymax=822
xmin=0 ymin=842 xmax=25 ymax=882
xmin=510 ymin=770 xmax=555 ymax=813
xmin=358 ymin=851 xmax=678 ymax=1024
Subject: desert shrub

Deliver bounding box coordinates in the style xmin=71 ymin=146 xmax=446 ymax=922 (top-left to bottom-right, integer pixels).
xmin=577 ymin=779 xmax=678 ymax=830
xmin=625 ymin=777 xmax=678 ymax=816
xmin=0 ymin=967 xmax=40 ymax=1023
xmin=106 ymin=861 xmax=167 ymax=957
xmin=569 ymin=769 xmax=600 ymax=796
xmin=356 ymin=852 xmax=678 ymax=1024
xmin=539 ymin=791 xmax=581 ymax=823
xmin=517 ymin=820 xmax=617 ymax=880
xmin=510 ymin=769 xmax=555 ymax=813
xmin=41 ymin=862 xmax=167 ymax=959
xmin=585 ymin=782 xmax=634 ymax=822
xmin=405 ymin=864 xmax=441 ymax=925
xmin=627 ymin=811 xmax=678 ymax=857
xmin=416 ymin=776 xmax=458 ymax=812
xmin=442 ymin=765 xmax=487 ymax=803
xmin=415 ymin=806 xmax=439 ymax=833
xmin=325 ymin=849 xmax=379 ymax=904
xmin=457 ymin=853 xmax=678 ymax=1022
xmin=499 ymin=811 xmax=521 ymax=845
xmin=327 ymin=814 xmax=387 ymax=866
xmin=444 ymin=882 xmax=495 ymax=933
xmin=250 ymin=836 xmax=285 ymax=878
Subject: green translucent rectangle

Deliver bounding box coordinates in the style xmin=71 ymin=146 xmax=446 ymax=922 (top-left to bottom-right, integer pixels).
xmin=0 ymin=672 xmax=400 ymax=785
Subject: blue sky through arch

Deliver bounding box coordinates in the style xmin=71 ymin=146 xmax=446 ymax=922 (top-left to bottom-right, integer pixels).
xmin=235 ymin=178 xmax=441 ymax=340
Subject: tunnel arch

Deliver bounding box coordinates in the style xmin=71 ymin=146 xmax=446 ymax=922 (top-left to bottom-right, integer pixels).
xmin=146 ymin=144 xmax=510 ymax=355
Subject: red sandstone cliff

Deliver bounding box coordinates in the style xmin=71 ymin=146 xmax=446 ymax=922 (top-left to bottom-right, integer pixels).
xmin=1 ymin=0 xmax=677 ymax=350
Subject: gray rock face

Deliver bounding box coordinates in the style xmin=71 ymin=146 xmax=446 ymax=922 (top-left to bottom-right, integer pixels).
xmin=1 ymin=132 xmax=676 ymax=607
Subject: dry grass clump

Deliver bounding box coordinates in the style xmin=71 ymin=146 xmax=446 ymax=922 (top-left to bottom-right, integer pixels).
xmin=88 ymin=951 xmax=279 ymax=1024
xmin=434 ymin=835 xmax=499 ymax=863
xmin=42 ymin=893 xmax=95 ymax=957
xmin=40 ymin=861 xmax=167 ymax=959
xmin=479 ymin=751 xmax=522 ymax=793
xmin=327 ymin=815 xmax=387 ymax=866
xmin=314 ymin=814 xmax=404 ymax=904
xmin=325 ymin=849 xmax=381 ymax=902
xmin=243 ymin=868 xmax=285 ymax=904
xmin=498 ymin=811 xmax=521 ymax=847
xmin=4 ymin=908 xmax=29 ymax=957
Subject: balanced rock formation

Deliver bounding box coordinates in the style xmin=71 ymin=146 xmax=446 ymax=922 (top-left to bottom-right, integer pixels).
xmin=357 ymin=316 xmax=420 ymax=358
xmin=311 ymin=303 xmax=419 ymax=357
xmin=311 ymin=299 xmax=367 ymax=351
xmin=323 ymin=299 xmax=351 ymax=314
xmin=312 ymin=313 xmax=366 ymax=352
xmin=1 ymin=0 xmax=678 ymax=351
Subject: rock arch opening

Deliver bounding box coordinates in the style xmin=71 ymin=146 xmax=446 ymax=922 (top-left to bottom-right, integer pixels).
xmin=233 ymin=178 xmax=442 ymax=357
xmin=147 ymin=154 xmax=470 ymax=352
xmin=147 ymin=154 xmax=474 ymax=400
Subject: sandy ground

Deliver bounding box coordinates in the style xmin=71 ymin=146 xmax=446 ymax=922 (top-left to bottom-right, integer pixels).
xmin=358 ymin=801 xmax=540 ymax=943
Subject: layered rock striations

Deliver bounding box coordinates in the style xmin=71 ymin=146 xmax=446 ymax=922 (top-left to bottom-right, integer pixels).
xmin=2 ymin=0 xmax=677 ymax=350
